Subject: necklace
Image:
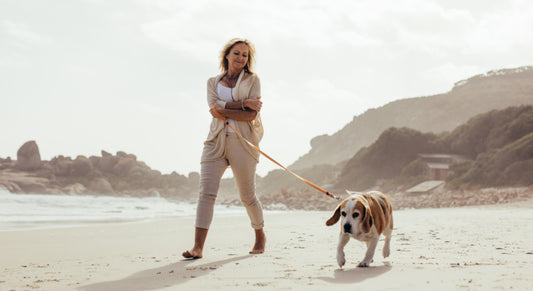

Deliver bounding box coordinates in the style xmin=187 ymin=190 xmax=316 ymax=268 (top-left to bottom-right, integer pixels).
xmin=225 ymin=72 xmax=239 ymax=88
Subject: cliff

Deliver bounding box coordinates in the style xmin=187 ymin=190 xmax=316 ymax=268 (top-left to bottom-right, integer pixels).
xmin=290 ymin=66 xmax=533 ymax=170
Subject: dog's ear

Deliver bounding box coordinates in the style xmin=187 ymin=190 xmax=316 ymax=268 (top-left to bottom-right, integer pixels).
xmin=360 ymin=201 xmax=374 ymax=233
xmin=326 ymin=205 xmax=341 ymax=226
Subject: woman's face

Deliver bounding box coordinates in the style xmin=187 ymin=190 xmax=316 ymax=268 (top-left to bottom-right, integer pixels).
xmin=226 ymin=43 xmax=249 ymax=73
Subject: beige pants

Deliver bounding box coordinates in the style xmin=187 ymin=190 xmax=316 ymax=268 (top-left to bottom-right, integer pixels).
xmin=196 ymin=133 xmax=264 ymax=230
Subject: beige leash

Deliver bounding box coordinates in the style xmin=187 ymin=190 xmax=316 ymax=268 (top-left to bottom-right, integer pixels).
xmin=211 ymin=106 xmax=341 ymax=200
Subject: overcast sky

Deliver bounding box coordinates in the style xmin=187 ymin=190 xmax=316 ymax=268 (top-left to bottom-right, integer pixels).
xmin=2 ymin=0 xmax=533 ymax=177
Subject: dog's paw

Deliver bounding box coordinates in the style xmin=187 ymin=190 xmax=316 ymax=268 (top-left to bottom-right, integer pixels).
xmin=337 ymin=253 xmax=346 ymax=268
xmin=357 ymin=261 xmax=371 ymax=268
xmin=382 ymin=246 xmax=390 ymax=258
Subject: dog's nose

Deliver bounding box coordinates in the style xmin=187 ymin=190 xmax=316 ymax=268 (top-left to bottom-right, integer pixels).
xmin=343 ymin=223 xmax=352 ymax=233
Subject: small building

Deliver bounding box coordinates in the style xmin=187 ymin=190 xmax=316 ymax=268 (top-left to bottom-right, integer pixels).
xmin=406 ymin=180 xmax=445 ymax=194
xmin=418 ymin=154 xmax=466 ymax=181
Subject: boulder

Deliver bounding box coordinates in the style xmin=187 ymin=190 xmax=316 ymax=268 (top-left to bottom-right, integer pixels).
xmin=36 ymin=164 xmax=56 ymax=180
xmin=152 ymin=175 xmax=167 ymax=189
xmin=117 ymin=151 xmax=136 ymax=161
xmin=129 ymin=166 xmax=151 ymax=179
xmin=71 ymin=155 xmax=93 ymax=176
xmin=113 ymin=180 xmax=130 ymax=191
xmin=52 ymin=157 xmax=73 ymax=176
xmin=167 ymin=171 xmax=188 ymax=187
xmin=90 ymin=169 xmax=104 ymax=178
xmin=63 ymin=183 xmax=87 ymax=194
xmin=0 ymin=157 xmax=15 ymax=170
xmin=89 ymin=156 xmax=100 ymax=168
xmin=135 ymin=161 xmax=151 ymax=170
xmin=148 ymin=189 xmax=161 ymax=197
xmin=16 ymin=181 xmax=47 ymax=193
xmin=0 ymin=181 xmax=22 ymax=193
xmin=149 ymin=169 xmax=162 ymax=179
xmin=98 ymin=155 xmax=118 ymax=173
xmin=89 ymin=177 xmax=114 ymax=194
xmin=16 ymin=141 xmax=41 ymax=170
xmin=112 ymin=158 xmax=137 ymax=176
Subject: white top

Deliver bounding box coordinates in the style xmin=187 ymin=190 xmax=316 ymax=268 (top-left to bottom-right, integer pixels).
xmin=216 ymin=83 xmax=236 ymax=133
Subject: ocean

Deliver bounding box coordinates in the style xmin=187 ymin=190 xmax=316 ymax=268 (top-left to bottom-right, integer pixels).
xmin=0 ymin=188 xmax=248 ymax=231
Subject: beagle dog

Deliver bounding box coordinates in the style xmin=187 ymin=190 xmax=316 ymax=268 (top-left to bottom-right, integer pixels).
xmin=326 ymin=191 xmax=393 ymax=268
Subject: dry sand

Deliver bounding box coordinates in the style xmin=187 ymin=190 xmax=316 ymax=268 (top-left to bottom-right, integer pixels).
xmin=1 ymin=200 xmax=532 ymax=291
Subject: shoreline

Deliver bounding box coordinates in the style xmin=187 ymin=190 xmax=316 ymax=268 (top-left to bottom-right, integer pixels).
xmin=0 ymin=190 xmax=254 ymax=232
xmin=2 ymin=187 xmax=532 ymax=234
xmin=1 ymin=202 xmax=532 ymax=290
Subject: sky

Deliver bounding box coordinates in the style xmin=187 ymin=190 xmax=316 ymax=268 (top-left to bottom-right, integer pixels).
xmin=2 ymin=0 xmax=533 ymax=177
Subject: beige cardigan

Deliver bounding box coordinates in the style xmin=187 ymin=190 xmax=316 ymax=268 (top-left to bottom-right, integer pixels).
xmin=201 ymin=70 xmax=263 ymax=163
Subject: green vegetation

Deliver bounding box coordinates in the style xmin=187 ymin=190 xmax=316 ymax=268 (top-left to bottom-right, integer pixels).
xmin=447 ymin=132 xmax=533 ymax=188
xmin=336 ymin=128 xmax=441 ymax=190
xmin=335 ymin=105 xmax=533 ymax=190
xmin=441 ymin=105 xmax=533 ymax=158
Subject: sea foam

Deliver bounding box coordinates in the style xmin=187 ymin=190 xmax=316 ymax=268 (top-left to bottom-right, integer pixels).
xmin=0 ymin=189 xmax=245 ymax=231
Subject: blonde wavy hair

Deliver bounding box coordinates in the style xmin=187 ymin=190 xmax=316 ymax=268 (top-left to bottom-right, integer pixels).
xmin=219 ymin=38 xmax=256 ymax=74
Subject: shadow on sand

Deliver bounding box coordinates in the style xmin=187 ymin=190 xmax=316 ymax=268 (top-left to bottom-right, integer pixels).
xmin=317 ymin=262 xmax=392 ymax=284
xmin=78 ymin=254 xmax=252 ymax=291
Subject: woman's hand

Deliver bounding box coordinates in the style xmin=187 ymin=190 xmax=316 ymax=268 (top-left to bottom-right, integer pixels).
xmin=210 ymin=103 xmax=224 ymax=120
xmin=244 ymin=96 xmax=262 ymax=112
xmin=210 ymin=100 xmax=258 ymax=122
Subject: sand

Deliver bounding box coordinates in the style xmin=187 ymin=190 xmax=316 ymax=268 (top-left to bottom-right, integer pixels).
xmin=1 ymin=201 xmax=532 ymax=291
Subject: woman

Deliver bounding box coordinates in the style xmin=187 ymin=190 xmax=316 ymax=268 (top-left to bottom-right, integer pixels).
xmin=183 ymin=38 xmax=266 ymax=259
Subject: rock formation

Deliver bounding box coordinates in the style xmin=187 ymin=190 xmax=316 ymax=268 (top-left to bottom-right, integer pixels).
xmin=16 ymin=141 xmax=41 ymax=171
xmin=1 ymin=140 xmax=199 ymax=199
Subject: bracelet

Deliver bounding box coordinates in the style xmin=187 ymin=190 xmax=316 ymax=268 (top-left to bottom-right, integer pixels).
xmin=241 ymin=99 xmax=245 ymax=111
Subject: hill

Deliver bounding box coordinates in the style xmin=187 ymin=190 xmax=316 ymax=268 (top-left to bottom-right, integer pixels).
xmin=335 ymin=105 xmax=533 ymax=191
xmin=290 ymin=66 xmax=533 ymax=170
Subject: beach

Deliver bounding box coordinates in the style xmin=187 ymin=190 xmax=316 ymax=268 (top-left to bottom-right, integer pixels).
xmin=1 ymin=201 xmax=533 ymax=291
